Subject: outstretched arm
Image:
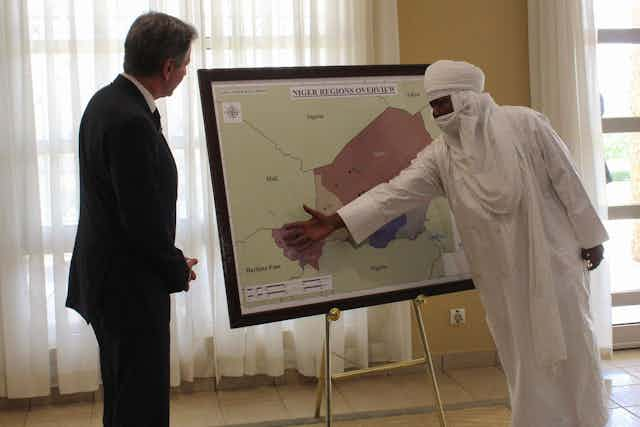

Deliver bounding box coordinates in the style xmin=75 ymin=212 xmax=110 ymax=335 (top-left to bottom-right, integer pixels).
xmin=283 ymin=143 xmax=445 ymax=250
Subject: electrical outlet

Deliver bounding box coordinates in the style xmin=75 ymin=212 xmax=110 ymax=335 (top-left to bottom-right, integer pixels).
xmin=449 ymin=308 xmax=466 ymax=326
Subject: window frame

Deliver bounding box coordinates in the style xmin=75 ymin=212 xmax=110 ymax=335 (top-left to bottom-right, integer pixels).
xmin=597 ymin=26 xmax=640 ymax=348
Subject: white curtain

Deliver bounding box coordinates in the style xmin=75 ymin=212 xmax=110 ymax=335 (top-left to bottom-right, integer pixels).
xmin=528 ymin=0 xmax=613 ymax=356
xmin=0 ymin=0 xmax=51 ymax=399
xmin=0 ymin=0 xmax=404 ymax=398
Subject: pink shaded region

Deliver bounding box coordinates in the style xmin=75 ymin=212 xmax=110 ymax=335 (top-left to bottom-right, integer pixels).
xmin=314 ymin=108 xmax=432 ymax=204
xmin=272 ymin=228 xmax=325 ymax=270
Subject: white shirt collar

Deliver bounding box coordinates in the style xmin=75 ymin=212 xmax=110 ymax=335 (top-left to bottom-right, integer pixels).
xmin=121 ymin=72 xmax=157 ymax=113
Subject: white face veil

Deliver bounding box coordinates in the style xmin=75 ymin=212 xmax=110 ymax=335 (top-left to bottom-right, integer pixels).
xmin=424 ymin=60 xmax=522 ymax=216
xmin=424 ymin=60 xmax=568 ymax=368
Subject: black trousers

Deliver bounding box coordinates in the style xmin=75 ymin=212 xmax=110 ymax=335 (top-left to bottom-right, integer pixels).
xmin=92 ymin=293 xmax=171 ymax=427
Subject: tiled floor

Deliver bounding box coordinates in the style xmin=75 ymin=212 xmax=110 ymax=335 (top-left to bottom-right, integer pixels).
xmin=0 ymin=349 xmax=639 ymax=426
xmin=602 ymin=349 xmax=640 ymax=426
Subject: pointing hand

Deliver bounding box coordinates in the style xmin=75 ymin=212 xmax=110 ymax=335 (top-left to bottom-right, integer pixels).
xmin=282 ymin=205 xmax=345 ymax=250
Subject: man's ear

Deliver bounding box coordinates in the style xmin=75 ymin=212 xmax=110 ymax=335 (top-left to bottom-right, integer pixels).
xmin=161 ymin=58 xmax=175 ymax=81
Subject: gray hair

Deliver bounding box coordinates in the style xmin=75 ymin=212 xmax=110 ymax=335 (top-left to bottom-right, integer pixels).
xmin=124 ymin=12 xmax=198 ymax=77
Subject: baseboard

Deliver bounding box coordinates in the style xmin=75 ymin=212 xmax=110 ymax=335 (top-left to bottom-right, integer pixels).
xmin=0 ymin=350 xmax=499 ymax=409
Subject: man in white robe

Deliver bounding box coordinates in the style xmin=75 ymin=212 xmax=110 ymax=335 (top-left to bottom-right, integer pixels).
xmin=283 ymin=60 xmax=609 ymax=427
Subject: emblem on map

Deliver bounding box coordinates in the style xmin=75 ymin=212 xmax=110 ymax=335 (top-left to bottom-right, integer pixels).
xmin=222 ymin=102 xmax=242 ymax=123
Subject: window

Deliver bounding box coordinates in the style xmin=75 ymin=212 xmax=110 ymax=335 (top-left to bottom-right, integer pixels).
xmin=595 ymin=0 xmax=640 ymax=348
xmin=25 ymin=0 xmax=370 ymax=350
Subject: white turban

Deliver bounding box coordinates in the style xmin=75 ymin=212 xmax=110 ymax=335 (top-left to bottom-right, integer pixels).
xmin=423 ymin=60 xmax=485 ymax=101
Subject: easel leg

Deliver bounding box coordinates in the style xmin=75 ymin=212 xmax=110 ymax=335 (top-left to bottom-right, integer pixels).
xmin=314 ymin=348 xmax=325 ymax=419
xmin=326 ymin=308 xmax=340 ymax=426
xmin=325 ymin=311 xmax=333 ymax=426
xmin=313 ymin=308 xmax=340 ymax=426
xmin=413 ymin=295 xmax=447 ymax=427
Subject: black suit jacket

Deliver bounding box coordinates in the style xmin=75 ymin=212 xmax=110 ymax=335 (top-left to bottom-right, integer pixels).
xmin=67 ymin=75 xmax=189 ymax=324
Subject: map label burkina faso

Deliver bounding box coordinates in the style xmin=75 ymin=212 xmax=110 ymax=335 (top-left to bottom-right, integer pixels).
xmin=273 ymin=107 xmax=433 ymax=269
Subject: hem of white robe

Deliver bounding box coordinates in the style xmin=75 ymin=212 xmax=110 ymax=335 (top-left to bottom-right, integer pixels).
xmin=583 ymin=409 xmax=608 ymax=427
xmin=514 ymin=409 xmax=608 ymax=427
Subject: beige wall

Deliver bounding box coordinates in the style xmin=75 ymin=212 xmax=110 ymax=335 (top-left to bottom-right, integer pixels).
xmin=397 ymin=0 xmax=530 ymax=355
xmin=410 ymin=290 xmax=496 ymax=355
xmin=398 ymin=0 xmax=530 ymax=107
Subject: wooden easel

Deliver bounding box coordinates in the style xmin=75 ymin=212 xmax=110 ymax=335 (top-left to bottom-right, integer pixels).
xmin=314 ymin=295 xmax=447 ymax=427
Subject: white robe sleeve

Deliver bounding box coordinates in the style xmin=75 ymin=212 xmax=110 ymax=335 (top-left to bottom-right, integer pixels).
xmin=533 ymin=114 xmax=609 ymax=249
xmin=337 ymin=143 xmax=445 ymax=245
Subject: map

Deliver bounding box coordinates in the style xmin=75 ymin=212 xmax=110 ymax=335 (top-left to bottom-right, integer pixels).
xmin=211 ymin=75 xmax=468 ymax=316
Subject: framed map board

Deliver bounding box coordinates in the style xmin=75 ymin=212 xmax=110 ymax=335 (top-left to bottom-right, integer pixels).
xmin=197 ymin=65 xmax=474 ymax=328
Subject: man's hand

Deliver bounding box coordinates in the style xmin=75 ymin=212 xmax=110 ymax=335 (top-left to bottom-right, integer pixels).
xmin=282 ymin=205 xmax=345 ymax=251
xmin=581 ymin=245 xmax=604 ymax=271
xmin=185 ymin=257 xmax=198 ymax=290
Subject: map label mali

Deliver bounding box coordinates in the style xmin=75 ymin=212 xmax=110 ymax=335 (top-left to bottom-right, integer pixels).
xmin=213 ymin=76 xmax=457 ymax=313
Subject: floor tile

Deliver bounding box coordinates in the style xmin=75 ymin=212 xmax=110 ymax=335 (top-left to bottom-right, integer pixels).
xmin=90 ymin=401 xmax=102 ymax=424
xmin=628 ymin=407 xmax=640 ymax=418
xmin=217 ymin=385 xmax=280 ymax=405
xmin=387 ymin=372 xmax=474 ymax=407
xmin=0 ymin=408 xmax=27 ymax=427
xmin=611 ymin=350 xmax=640 ymax=368
xmin=335 ymin=374 xmax=421 ymax=412
xmin=358 ymin=412 xmax=435 ymax=427
xmin=220 ymin=399 xmax=288 ymax=425
xmin=171 ymin=390 xmax=221 ymax=411
xmin=442 ymin=351 xmax=497 ymax=371
xmin=277 ymin=382 xmax=351 ymax=417
xmin=285 ymin=405 xmax=512 ymax=427
xmin=171 ymin=391 xmax=223 ymax=426
xmin=445 ymin=406 xmax=511 ymax=426
xmin=25 ymin=402 xmax=93 ymax=426
xmin=25 ymin=419 xmax=91 ymax=427
xmin=607 ymin=408 xmax=640 ymax=427
xmin=611 ymin=385 xmax=640 ymax=407
xmin=444 ymin=367 xmax=509 ymax=401
xmin=608 ymin=399 xmax=621 ymax=409
xmin=625 ymin=366 xmax=640 ymax=379
xmin=603 ymin=366 xmax=640 ymax=386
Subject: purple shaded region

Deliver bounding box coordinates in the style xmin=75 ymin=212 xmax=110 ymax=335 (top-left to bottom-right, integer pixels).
xmin=368 ymin=215 xmax=407 ymax=249
xmin=272 ymin=228 xmax=325 ymax=270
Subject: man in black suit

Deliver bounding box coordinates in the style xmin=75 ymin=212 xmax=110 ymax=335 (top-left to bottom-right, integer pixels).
xmin=67 ymin=12 xmax=198 ymax=427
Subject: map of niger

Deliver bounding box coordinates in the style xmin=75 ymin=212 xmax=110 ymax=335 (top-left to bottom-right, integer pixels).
xmin=209 ymin=74 xmax=464 ymax=317
xmin=273 ymin=107 xmax=433 ymax=269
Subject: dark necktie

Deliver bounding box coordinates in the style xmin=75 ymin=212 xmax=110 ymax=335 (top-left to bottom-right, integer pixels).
xmin=152 ymin=108 xmax=162 ymax=132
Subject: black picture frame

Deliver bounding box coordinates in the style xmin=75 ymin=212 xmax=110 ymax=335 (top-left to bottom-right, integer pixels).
xmin=197 ymin=64 xmax=474 ymax=328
